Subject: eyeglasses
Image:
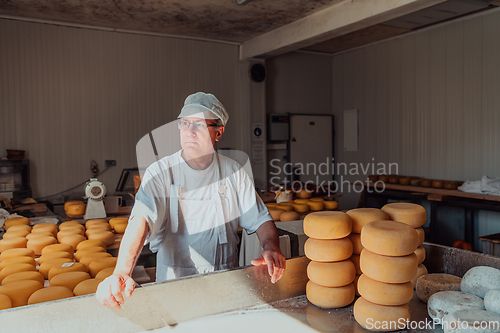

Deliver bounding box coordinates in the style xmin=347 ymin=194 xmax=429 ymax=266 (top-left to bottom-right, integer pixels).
xmin=178 ymin=120 xmax=220 ymax=131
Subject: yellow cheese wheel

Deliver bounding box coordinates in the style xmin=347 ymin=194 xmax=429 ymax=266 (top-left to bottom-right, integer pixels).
xmin=0 ymin=263 xmax=37 ymax=284
xmin=48 ymin=262 xmax=88 ymax=281
xmin=381 ymin=203 xmax=426 ymax=228
xmin=415 ymin=246 xmax=426 ymax=264
xmin=265 ymin=203 xmax=278 ymax=209
xmin=87 ymin=231 xmax=115 ymax=246
xmin=279 ymin=211 xmax=300 ymax=222
xmin=59 ymin=221 xmax=85 ymax=230
xmin=0 ymin=248 xmax=35 ymax=262
xmin=323 ymin=201 xmax=339 ymax=210
xmin=307 ymin=260 xmax=356 ymax=287
xmin=296 ymin=189 xmax=312 ymax=199
xmin=350 ymin=254 xmax=362 ymax=275
xmin=66 ymin=203 xmax=86 ymax=215
xmin=95 ymin=267 xmax=115 ymax=280
xmin=2 ymin=271 xmax=45 ymax=286
xmin=41 ymin=243 xmax=74 ymax=256
xmin=38 ymin=252 xmax=74 ymax=266
xmin=0 ymin=237 xmax=27 ymax=253
xmin=85 ymin=219 xmax=109 ymax=228
xmin=415 ymin=227 xmax=425 ymax=246
xmin=60 ymin=234 xmax=87 ymax=251
xmin=268 ymin=208 xmax=286 ymax=221
xmin=307 ymin=201 xmax=325 ymax=211
xmin=3 ymin=229 xmax=31 ymax=238
xmin=0 ymin=280 xmax=43 ymax=307
xmin=309 ymin=197 xmax=324 ymax=202
xmin=80 ymin=252 xmax=112 ymax=268
xmin=293 ymin=199 xmax=310 ymax=204
xmin=0 ymin=256 xmax=36 ymax=271
xmin=76 ymin=240 xmax=107 ymax=251
xmin=411 ymin=264 xmax=428 ymax=288
xmin=64 ymin=201 xmax=83 ymax=211
xmin=346 ymin=208 xmax=390 ymax=233
xmin=361 ymin=220 xmax=418 ymax=256
xmin=113 ymin=222 xmax=128 ymax=234
xmin=276 ymin=204 xmax=294 ymax=212
xmin=39 ymin=258 xmax=74 ymax=279
xmin=50 ymin=271 xmax=91 ymax=291
xmin=109 ymin=218 xmax=128 ymax=229
xmin=354 ymin=274 xmax=361 ymax=296
xmin=358 ymin=274 xmax=413 ymax=306
xmin=32 ymin=223 xmax=58 ymax=236
xmin=26 ymin=231 xmax=55 ymax=240
xmin=6 ymin=224 xmax=31 ymax=234
xmin=304 ymin=237 xmax=353 ymax=262
xmin=89 ymin=257 xmax=117 ymax=277
xmin=278 ymin=202 xmax=294 ymax=207
xmin=360 ymin=249 xmax=418 ymax=284
xmin=306 ymin=281 xmax=355 ymax=309
xmin=303 ymin=211 xmax=352 ymax=239
xmin=0 ymin=293 xmax=12 ymax=310
xmin=87 ymin=222 xmax=112 ymax=231
xmin=75 ymin=247 xmax=106 ymax=262
xmin=85 ymin=226 xmax=113 ymax=237
xmin=28 ymin=286 xmax=74 ymax=305
xmin=27 ymin=236 xmax=58 ymax=256
xmin=73 ymin=278 xmax=103 ymax=296
xmin=4 ymin=217 xmax=30 ymax=230
xmin=293 ymin=204 xmax=309 ymax=213
xmin=354 ymin=297 xmax=410 ymax=331
xmin=57 ymin=228 xmax=85 ymax=241
xmin=348 ymin=233 xmax=363 ymax=254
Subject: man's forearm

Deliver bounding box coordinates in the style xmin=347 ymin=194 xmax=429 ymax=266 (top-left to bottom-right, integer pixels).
xmin=255 ymin=220 xmax=280 ymax=251
xmin=113 ymin=215 xmax=149 ymax=276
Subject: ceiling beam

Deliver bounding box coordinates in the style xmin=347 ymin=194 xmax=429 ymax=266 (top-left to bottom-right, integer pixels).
xmin=239 ymin=0 xmax=446 ymax=60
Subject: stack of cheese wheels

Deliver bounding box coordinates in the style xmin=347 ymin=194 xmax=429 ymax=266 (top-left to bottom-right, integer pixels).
xmin=354 ymin=220 xmax=418 ymax=331
xmin=381 ymin=203 xmax=427 ymax=288
xmin=346 ymin=208 xmax=389 ymax=296
xmin=87 ymin=219 xmax=116 ymax=247
xmin=304 ymin=211 xmax=355 ymax=309
xmin=0 ymin=217 xmax=31 ymax=253
xmin=64 ymin=201 xmax=86 ymax=216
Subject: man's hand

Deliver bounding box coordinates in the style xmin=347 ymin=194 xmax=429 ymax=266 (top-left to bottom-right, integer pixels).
xmin=96 ymin=273 xmax=136 ymax=309
xmin=251 ymin=246 xmax=286 ymax=283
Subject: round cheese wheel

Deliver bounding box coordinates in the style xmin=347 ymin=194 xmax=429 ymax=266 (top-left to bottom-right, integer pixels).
xmin=265 ymin=203 xmax=278 ymax=209
xmin=353 ymin=274 xmax=361 ymax=296
xmin=0 ymin=237 xmax=27 ymax=253
xmin=427 ymin=291 xmax=484 ymax=321
xmin=348 ymin=233 xmax=363 ymax=254
xmin=2 ymin=271 xmax=45 ymax=286
xmin=296 ymin=189 xmax=312 ymax=199
xmin=4 ymin=217 xmax=30 ymax=230
xmin=50 ymin=271 xmax=91 ymax=291
xmin=276 ymin=204 xmax=294 ymax=212
xmin=0 ymin=248 xmax=35 ymax=262
xmin=0 ymin=263 xmax=37 ymax=284
xmin=358 ymin=274 xmax=413 ymax=306
xmin=399 ymin=177 xmax=411 ymax=185
xmin=304 ymin=237 xmax=353 ymax=262
xmin=410 ymin=178 xmax=421 ymax=186
xmin=279 ymin=211 xmax=300 ymax=222
xmin=26 ymin=231 xmax=55 ymax=240
xmin=277 ymin=202 xmax=294 ymax=206
xmin=484 ymin=289 xmax=500 ymax=315
xmin=0 ymin=280 xmax=43 ymax=307
xmin=38 ymin=252 xmax=74 ymax=266
xmin=75 ymin=247 xmax=106 ymax=262
xmin=307 ymin=259 xmax=356 ymax=287
xmin=64 ymin=201 xmax=83 ymax=211
xmin=86 ymin=223 xmax=112 ymax=232
xmin=411 ymin=264 xmax=428 ymax=288
xmin=346 ymin=208 xmax=389 ymax=233
xmin=361 ymin=220 xmax=419 ymax=256
xmin=415 ymin=227 xmax=425 ymax=246
xmin=307 ymin=201 xmax=325 ymax=211
xmin=85 ymin=219 xmax=109 ymax=228
xmin=76 ymin=240 xmax=107 ymax=251
xmin=109 ymin=218 xmax=128 ymax=229
xmin=323 ymin=201 xmax=339 ymax=210
xmin=66 ymin=203 xmax=86 ymax=215
xmin=443 ymin=181 xmax=458 ymax=190
xmin=303 ymin=211 xmax=352 ymax=239
xmin=6 ymin=225 xmax=32 ymax=234
xmin=309 ymin=197 xmax=324 ymax=202
xmin=293 ymin=204 xmax=309 ymax=213
xmin=95 ymin=267 xmax=115 ymax=280
xmin=351 ymin=254 xmax=362 ymax=275
xmin=73 ymin=278 xmax=103 ymax=296
xmin=39 ymin=258 xmax=75 ymax=279
xmin=28 ymin=286 xmax=74 ymax=305
xmin=414 ymin=246 xmax=426 ymax=264
xmin=48 ymin=262 xmax=88 ymax=281
xmin=32 ymin=223 xmax=58 ymax=236
xmin=268 ymin=208 xmax=286 ymax=221
xmin=378 ymin=175 xmax=389 ymax=183
xmin=416 ymin=273 xmax=462 ymax=303
xmin=89 ymin=257 xmax=117 ymax=277
xmin=0 ymin=293 xmax=12 ymax=310
xmin=360 ymin=249 xmax=418 ymax=284
xmin=87 ymin=231 xmax=115 ymax=246
xmin=59 ymin=221 xmax=85 ymax=230
xmin=294 ymin=199 xmax=310 ymax=204
xmin=431 ymin=180 xmax=443 ymax=188
xmin=306 ymin=281 xmax=354 ymax=309
xmin=57 ymin=229 xmax=85 ymax=242
xmin=460 ymin=266 xmax=500 ymax=299
xmin=353 ymin=297 xmax=410 ymax=331
xmin=41 ymin=243 xmax=74 ymax=256
xmin=80 ymin=252 xmax=112 ymax=268
xmin=388 ymin=176 xmax=401 ymax=184
xmin=27 ymin=236 xmax=58 ymax=255
xmin=113 ymin=222 xmax=128 ymax=234
xmin=60 ymin=234 xmax=87 ymax=251
xmin=381 ymin=203 xmax=426 ymax=228
xmin=0 ymin=256 xmax=36 ymax=271
xmin=3 ymin=229 xmax=31 ymax=238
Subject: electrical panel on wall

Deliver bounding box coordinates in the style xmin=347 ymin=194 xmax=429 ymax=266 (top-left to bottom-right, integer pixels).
xmin=268 ymin=114 xmax=289 ymax=141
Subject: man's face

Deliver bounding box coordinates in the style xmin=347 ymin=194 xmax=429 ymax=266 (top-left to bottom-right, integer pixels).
xmin=179 ymin=117 xmax=224 ymax=158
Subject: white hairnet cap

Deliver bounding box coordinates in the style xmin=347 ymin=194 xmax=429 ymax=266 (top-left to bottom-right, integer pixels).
xmin=177 ymin=92 xmax=229 ymax=126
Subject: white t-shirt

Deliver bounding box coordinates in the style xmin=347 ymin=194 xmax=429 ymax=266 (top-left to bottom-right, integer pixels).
xmin=131 ymin=150 xmax=272 ymax=248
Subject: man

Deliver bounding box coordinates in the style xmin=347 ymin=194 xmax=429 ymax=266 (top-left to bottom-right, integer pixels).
xmin=97 ymin=92 xmax=286 ymax=308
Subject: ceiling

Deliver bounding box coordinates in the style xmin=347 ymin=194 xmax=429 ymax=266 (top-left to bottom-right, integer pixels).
xmin=0 ymin=0 xmax=497 ymax=59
